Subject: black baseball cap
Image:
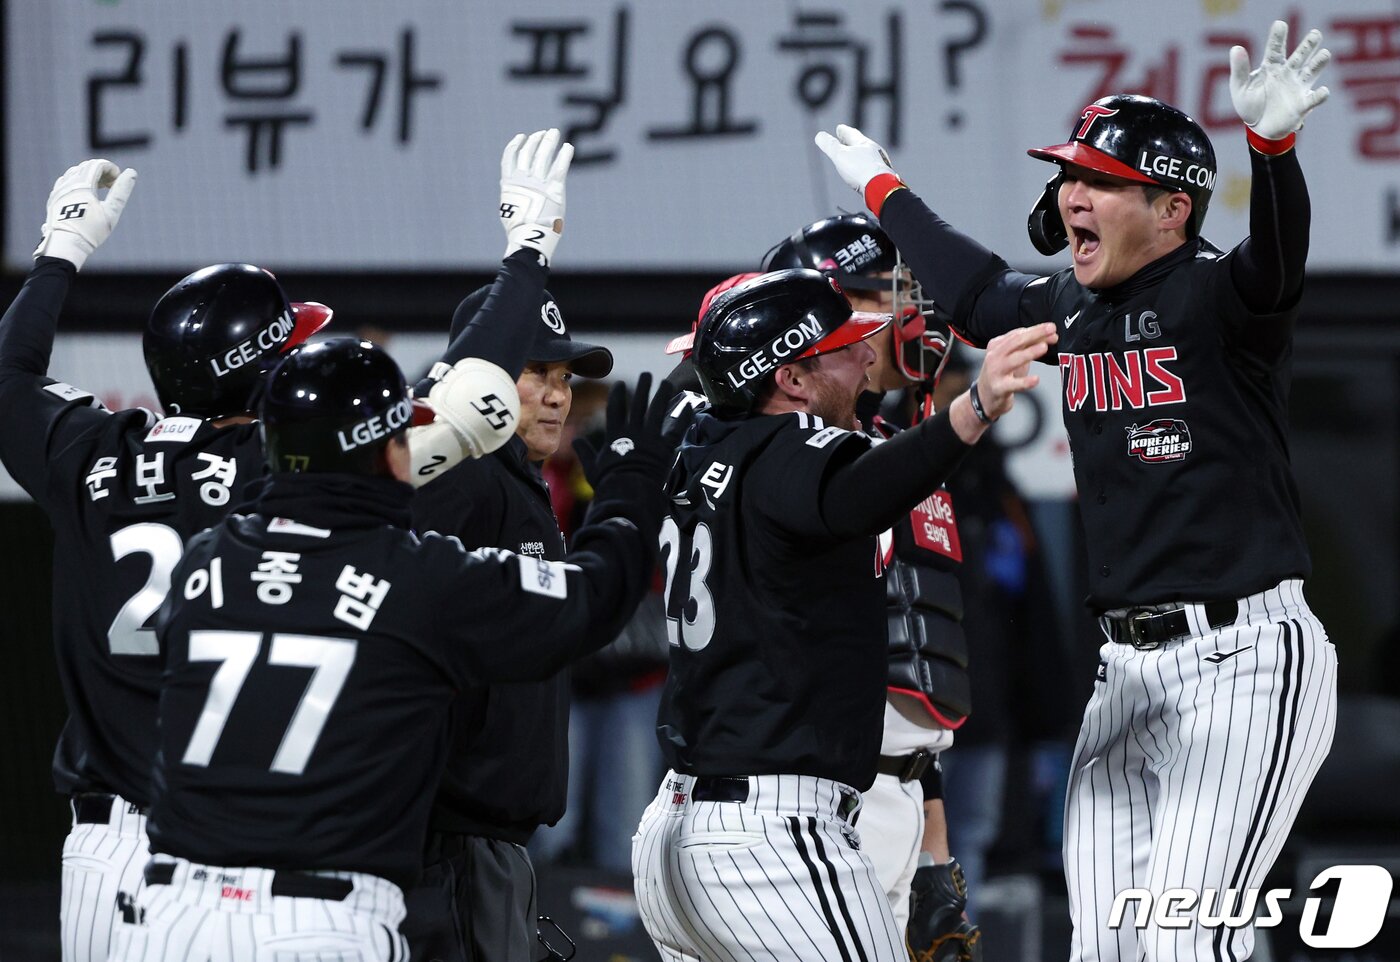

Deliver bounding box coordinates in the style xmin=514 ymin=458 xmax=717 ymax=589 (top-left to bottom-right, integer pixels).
xmin=451 ymin=285 xmax=613 ymax=379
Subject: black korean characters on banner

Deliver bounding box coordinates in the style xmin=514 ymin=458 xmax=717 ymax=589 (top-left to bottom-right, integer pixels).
xmin=89 ymin=28 xmax=442 ymax=173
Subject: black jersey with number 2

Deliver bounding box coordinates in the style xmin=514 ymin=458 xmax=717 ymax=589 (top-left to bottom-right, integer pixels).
xmin=0 ymin=259 xmax=266 ymax=806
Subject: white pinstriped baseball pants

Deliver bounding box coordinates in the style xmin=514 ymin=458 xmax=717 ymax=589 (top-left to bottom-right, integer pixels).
xmin=108 ymin=857 xmax=408 ymax=962
xmin=632 ymin=771 xmax=906 ymax=962
xmin=1065 ymin=579 xmax=1338 ymax=962
xmin=60 ymin=794 xmax=148 ymax=962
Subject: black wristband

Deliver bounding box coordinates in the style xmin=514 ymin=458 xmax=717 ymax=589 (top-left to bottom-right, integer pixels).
xmin=968 ymin=379 xmax=994 ymax=424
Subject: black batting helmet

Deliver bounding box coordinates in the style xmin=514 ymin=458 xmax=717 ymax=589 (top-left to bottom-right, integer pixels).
xmin=762 ymin=213 xmax=898 ymax=293
xmin=259 ymin=338 xmax=413 ymax=475
xmin=1026 ymin=94 xmax=1217 ymax=255
xmin=144 ymin=264 xmax=333 ymax=419
xmin=764 ymin=213 xmax=952 ymax=385
xmin=692 ymin=269 xmax=888 ymax=417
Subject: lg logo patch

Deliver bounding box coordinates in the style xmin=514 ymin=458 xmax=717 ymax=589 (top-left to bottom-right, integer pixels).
xmin=58 ymin=202 xmax=87 ymax=220
xmin=609 ymin=438 xmax=635 ymax=456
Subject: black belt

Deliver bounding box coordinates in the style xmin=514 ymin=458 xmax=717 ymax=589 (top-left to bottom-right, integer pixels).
xmin=691 ymin=776 xmax=750 ymax=803
xmin=144 ymin=861 xmax=353 ymax=901
xmin=691 ymin=776 xmax=861 ymax=821
xmin=877 ymin=750 xmax=935 ymax=783
xmin=73 ymin=793 xmax=146 ymax=824
xmin=1101 ymin=599 xmax=1238 ymax=650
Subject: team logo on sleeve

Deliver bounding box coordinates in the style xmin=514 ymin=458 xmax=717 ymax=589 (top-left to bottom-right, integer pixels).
xmin=1126 ymin=419 xmax=1192 ymax=463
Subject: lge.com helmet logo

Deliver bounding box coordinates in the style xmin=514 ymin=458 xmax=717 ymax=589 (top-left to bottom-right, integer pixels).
xmin=1110 ymin=865 xmax=1394 ymax=948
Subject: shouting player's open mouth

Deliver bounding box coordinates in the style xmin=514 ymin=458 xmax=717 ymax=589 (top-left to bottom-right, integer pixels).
xmin=1070 ymin=226 xmax=1100 ymax=264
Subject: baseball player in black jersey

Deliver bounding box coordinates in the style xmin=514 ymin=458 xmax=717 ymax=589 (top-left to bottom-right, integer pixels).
xmin=0 ymin=160 xmax=337 ymax=962
xmin=818 ymin=20 xmax=1338 ymax=962
xmin=0 ymin=134 xmax=565 ymax=962
xmin=404 ymin=286 xmax=613 ymax=962
xmin=762 ymin=213 xmax=981 ymax=961
xmin=632 ymin=269 xmax=1054 ymax=962
xmin=107 ymin=336 xmax=679 ymax=962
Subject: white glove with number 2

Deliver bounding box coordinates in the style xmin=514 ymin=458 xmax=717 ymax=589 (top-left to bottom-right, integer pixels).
xmin=499 ymin=128 xmax=573 ymax=265
xmin=34 ymin=159 xmax=137 ymax=271
xmin=1229 ymin=21 xmax=1331 ymax=141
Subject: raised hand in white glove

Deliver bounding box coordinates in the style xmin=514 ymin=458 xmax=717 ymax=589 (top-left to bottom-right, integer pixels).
xmin=499 ymin=128 xmax=573 ymax=265
xmin=814 ymin=124 xmax=904 ymax=215
xmin=1230 ymin=21 xmax=1331 ymax=144
xmin=33 ymin=159 xmax=137 ymax=271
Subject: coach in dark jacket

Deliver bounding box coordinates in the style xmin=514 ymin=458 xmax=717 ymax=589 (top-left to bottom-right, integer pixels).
xmin=405 ymin=285 xmax=613 ymax=962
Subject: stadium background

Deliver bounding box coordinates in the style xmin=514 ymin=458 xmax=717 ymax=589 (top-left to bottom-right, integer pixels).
xmin=1 ymin=0 xmax=1397 ymax=959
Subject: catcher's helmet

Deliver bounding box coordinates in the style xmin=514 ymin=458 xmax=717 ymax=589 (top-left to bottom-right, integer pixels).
xmin=764 ymin=213 xmax=952 ymax=384
xmin=144 ymin=264 xmax=333 ymax=419
xmin=761 ymin=213 xmax=898 ymax=293
xmin=1026 ymin=94 xmax=1216 ymax=255
xmin=692 ymin=269 xmax=888 ymax=417
xmin=259 ymin=337 xmax=412 ymax=475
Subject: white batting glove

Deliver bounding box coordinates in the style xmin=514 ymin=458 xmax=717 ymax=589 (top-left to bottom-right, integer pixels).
xmin=814 ymin=125 xmax=906 ymax=214
xmin=499 ymin=128 xmax=573 ymax=265
xmin=1229 ymin=21 xmax=1331 ymax=143
xmin=33 ymin=159 xmax=137 ymax=271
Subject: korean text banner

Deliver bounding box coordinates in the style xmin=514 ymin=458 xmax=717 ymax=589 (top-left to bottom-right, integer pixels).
xmin=7 ymin=1 xmax=1399 ymax=271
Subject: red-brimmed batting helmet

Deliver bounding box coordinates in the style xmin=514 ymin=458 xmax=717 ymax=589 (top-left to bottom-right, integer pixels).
xmin=145 ymin=264 xmax=333 ymax=419
xmin=1026 ymin=94 xmax=1216 ymax=255
xmin=691 ymin=269 xmax=888 ymax=417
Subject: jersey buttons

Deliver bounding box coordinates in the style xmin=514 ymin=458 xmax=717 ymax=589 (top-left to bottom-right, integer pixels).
xmin=1100 ymin=565 xmax=1111 ymax=577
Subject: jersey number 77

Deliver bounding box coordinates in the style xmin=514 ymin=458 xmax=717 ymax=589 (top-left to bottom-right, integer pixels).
xmin=179 ymin=630 xmax=357 ymax=776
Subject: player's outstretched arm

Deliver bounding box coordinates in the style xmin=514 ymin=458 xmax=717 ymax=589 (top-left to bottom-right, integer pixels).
xmin=435 ymin=375 xmax=682 ymax=683
xmin=1228 ymin=20 xmax=1329 ymax=313
xmin=820 ymin=324 xmax=1057 ymax=540
xmin=814 ymin=125 xmax=1039 ymax=346
xmin=413 ymin=128 xmax=573 ymax=401
xmin=405 ymin=130 xmax=574 ymax=476
xmin=0 ymin=160 xmax=136 ymax=500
